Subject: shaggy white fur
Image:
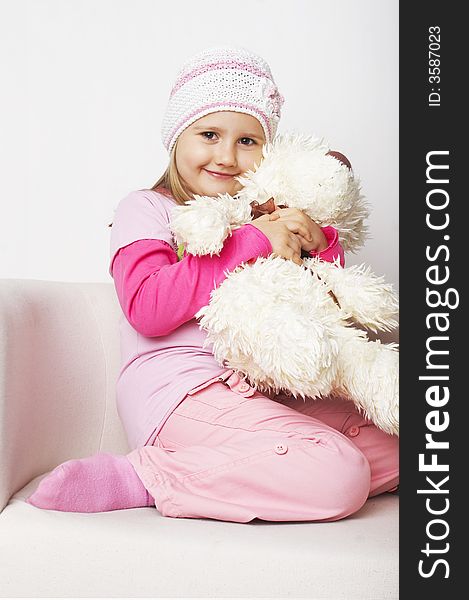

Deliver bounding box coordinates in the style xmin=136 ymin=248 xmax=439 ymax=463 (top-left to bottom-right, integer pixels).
xmin=169 ymin=131 xmax=399 ymax=435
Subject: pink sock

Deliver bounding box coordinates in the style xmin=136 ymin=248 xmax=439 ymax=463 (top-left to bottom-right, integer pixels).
xmin=25 ymin=452 xmax=154 ymax=512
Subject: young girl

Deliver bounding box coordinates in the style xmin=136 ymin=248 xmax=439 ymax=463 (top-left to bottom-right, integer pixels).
xmin=26 ymin=46 xmax=398 ymax=522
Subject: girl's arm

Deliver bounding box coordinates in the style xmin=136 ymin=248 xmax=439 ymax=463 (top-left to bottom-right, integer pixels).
xmin=111 ymin=224 xmax=272 ymax=337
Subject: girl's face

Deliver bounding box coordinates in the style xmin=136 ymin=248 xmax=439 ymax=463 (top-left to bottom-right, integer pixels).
xmin=175 ymin=111 xmax=266 ymax=197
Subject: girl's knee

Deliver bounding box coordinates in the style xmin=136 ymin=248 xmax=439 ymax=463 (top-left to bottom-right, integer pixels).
xmin=300 ymin=437 xmax=371 ymax=521
xmin=331 ymin=444 xmax=371 ymax=519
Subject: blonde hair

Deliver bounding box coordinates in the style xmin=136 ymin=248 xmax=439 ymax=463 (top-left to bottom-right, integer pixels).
xmin=108 ymin=139 xmax=191 ymax=227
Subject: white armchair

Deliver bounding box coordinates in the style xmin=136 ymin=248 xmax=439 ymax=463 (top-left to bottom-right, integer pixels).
xmin=0 ymin=279 xmax=398 ymax=599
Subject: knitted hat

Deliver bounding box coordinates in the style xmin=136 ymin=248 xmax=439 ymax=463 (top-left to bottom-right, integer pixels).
xmin=161 ymin=45 xmax=284 ymax=154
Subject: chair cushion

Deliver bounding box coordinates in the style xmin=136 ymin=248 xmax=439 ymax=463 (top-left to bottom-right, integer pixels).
xmin=0 ymin=474 xmax=398 ymax=599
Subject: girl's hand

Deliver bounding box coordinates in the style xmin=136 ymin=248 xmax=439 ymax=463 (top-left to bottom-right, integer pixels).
xmin=271 ymin=207 xmax=328 ymax=253
xmin=249 ymin=213 xmax=304 ymax=266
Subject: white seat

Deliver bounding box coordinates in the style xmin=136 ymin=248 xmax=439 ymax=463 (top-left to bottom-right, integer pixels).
xmin=0 ymin=279 xmax=398 ymax=599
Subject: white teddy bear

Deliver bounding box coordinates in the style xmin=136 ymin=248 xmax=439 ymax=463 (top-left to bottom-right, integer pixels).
xmin=170 ymin=132 xmax=399 ymax=436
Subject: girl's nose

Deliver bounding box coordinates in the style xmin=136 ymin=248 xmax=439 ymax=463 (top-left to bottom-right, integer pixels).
xmin=214 ymin=143 xmax=237 ymax=166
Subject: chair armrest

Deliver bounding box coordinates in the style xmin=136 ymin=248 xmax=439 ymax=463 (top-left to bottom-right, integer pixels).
xmin=0 ymin=279 xmax=129 ymax=511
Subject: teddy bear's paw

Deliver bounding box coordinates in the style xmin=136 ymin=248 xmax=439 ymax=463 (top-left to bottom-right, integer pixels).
xmin=169 ymin=194 xmax=251 ymax=256
xmin=361 ymin=385 xmax=399 ymax=436
xmin=338 ymin=336 xmax=399 ymax=435
xmin=368 ymin=400 xmax=399 ymax=436
xmin=310 ymin=259 xmax=399 ymax=333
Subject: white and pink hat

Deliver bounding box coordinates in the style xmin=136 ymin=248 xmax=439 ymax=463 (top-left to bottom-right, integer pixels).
xmin=161 ymin=45 xmax=285 ymax=154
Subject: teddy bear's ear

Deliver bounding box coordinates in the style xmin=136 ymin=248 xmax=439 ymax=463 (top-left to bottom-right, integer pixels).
xmin=326 ymin=151 xmax=352 ymax=170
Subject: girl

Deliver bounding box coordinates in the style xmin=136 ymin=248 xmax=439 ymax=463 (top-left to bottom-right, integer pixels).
xmin=26 ymin=46 xmax=398 ymax=522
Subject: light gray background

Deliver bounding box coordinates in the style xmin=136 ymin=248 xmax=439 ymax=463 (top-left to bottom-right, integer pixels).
xmin=1 ymin=0 xmax=398 ymax=290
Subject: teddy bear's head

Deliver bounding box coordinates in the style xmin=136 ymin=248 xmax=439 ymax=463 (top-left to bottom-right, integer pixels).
xmin=234 ymin=132 xmax=369 ymax=253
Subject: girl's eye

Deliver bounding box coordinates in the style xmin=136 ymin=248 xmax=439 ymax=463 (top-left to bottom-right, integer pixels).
xmin=200 ymin=132 xmax=256 ymax=146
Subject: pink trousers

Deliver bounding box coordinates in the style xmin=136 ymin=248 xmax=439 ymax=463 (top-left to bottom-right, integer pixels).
xmin=127 ymin=369 xmax=399 ymax=523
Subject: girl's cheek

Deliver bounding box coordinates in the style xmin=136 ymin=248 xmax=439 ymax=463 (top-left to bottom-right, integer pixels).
xmin=246 ymin=149 xmax=264 ymax=170
xmin=191 ymin=146 xmax=210 ymax=162
xmin=181 ymin=145 xmax=205 ymax=165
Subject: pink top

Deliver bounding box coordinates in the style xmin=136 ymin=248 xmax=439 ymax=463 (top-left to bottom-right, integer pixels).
xmin=109 ymin=189 xmax=344 ymax=449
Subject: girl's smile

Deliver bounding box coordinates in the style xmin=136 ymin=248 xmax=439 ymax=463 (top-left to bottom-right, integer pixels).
xmin=203 ymin=168 xmax=240 ymax=179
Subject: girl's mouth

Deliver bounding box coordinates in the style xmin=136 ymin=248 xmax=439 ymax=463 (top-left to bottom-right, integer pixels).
xmin=204 ymin=169 xmax=237 ymax=180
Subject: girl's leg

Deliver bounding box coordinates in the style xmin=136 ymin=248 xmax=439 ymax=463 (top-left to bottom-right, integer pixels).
xmin=277 ymin=393 xmax=399 ymax=496
xmin=126 ymin=381 xmax=371 ymax=523
xmin=26 ymin=381 xmax=393 ymax=517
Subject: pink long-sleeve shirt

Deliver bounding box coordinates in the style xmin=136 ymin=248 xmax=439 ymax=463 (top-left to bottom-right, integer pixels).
xmin=109 ymin=189 xmax=344 ymax=449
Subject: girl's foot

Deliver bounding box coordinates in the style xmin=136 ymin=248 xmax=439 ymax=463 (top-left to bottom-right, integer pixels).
xmin=25 ymin=452 xmax=154 ymax=512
